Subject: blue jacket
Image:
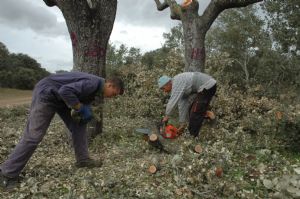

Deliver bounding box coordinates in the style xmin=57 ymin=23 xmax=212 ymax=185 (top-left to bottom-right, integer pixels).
xmin=35 ymin=72 xmax=104 ymax=108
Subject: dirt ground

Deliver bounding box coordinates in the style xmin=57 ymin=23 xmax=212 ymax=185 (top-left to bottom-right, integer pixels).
xmin=0 ymin=88 xmax=32 ymax=107
xmin=0 ymin=85 xmax=299 ymax=198
xmin=0 ymin=96 xmax=32 ymax=107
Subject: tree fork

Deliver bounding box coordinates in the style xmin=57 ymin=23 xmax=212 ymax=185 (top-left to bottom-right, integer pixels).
xmin=154 ymin=0 xmax=182 ymax=20
xmin=154 ymin=0 xmax=263 ymax=72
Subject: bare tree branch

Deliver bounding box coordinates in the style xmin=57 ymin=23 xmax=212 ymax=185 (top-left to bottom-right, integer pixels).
xmin=43 ymin=0 xmax=57 ymax=7
xmin=201 ymin=0 xmax=263 ymax=33
xmin=155 ymin=0 xmax=182 ymax=20
xmin=154 ymin=0 xmax=169 ymax=11
xmin=218 ymin=0 xmax=263 ymax=9
xmin=87 ymin=0 xmax=97 ymax=10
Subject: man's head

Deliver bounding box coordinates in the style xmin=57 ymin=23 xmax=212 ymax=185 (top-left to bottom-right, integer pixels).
xmin=104 ymin=77 xmax=124 ymax=98
xmin=158 ymin=75 xmax=172 ymax=93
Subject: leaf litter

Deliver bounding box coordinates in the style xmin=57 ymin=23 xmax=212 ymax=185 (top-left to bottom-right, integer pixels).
xmin=0 ymin=67 xmax=299 ymax=198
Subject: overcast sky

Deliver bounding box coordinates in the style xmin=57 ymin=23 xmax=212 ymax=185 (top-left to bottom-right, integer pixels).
xmin=0 ymin=0 xmax=210 ymax=72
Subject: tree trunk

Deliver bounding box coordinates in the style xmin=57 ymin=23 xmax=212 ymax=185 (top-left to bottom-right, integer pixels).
xmin=43 ymin=0 xmax=117 ymax=137
xmin=181 ymin=2 xmax=206 ymax=72
xmin=154 ymin=0 xmax=263 ymax=72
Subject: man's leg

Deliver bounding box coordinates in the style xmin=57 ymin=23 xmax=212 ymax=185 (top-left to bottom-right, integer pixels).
xmin=188 ymin=85 xmax=217 ymax=137
xmin=188 ymin=93 xmax=208 ymax=137
xmin=56 ymin=109 xmax=89 ymax=162
xmin=0 ymin=97 xmax=55 ymax=178
xmin=57 ymin=109 xmax=102 ymax=168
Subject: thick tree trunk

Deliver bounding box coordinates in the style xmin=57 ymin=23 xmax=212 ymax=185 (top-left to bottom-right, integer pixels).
xmin=43 ymin=0 xmax=117 ymax=137
xmin=181 ymin=1 xmax=206 ymax=71
xmin=182 ymin=20 xmax=206 ymax=72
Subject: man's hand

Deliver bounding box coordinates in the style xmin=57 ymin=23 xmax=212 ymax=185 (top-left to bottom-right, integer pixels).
xmin=71 ymin=104 xmax=93 ymax=123
xmin=177 ymin=123 xmax=187 ymax=135
xmin=162 ymin=116 xmax=169 ymax=123
xmin=78 ymin=104 xmax=93 ymax=122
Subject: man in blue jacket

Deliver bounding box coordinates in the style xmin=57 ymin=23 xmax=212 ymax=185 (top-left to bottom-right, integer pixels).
xmin=0 ymin=71 xmax=124 ymax=189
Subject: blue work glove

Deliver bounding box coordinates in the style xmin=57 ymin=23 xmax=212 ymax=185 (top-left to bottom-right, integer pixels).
xmin=77 ymin=104 xmax=93 ymax=123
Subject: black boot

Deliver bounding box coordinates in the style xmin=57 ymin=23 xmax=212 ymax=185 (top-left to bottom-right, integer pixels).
xmin=75 ymin=158 xmax=103 ymax=168
xmin=0 ymin=172 xmax=21 ymax=190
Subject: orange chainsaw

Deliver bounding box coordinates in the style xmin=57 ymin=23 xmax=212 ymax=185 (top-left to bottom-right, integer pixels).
xmin=158 ymin=121 xmax=179 ymax=139
xmin=136 ymin=121 xmax=179 ymax=139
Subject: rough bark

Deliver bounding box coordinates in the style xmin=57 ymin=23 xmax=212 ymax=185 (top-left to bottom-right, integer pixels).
xmin=154 ymin=0 xmax=263 ymax=72
xmin=43 ymin=0 xmax=117 ymax=137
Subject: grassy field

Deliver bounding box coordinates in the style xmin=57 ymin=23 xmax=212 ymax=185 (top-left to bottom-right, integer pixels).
xmin=0 ymin=88 xmax=32 ymax=107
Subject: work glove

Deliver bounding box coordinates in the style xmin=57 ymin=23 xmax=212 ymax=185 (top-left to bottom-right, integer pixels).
xmin=78 ymin=104 xmax=93 ymax=123
xmin=71 ymin=104 xmax=93 ymax=124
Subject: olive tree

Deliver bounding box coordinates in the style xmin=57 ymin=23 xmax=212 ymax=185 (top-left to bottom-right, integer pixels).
xmin=154 ymin=0 xmax=263 ymax=71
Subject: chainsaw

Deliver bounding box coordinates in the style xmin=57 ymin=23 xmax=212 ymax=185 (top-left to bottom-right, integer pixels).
xmin=136 ymin=120 xmax=179 ymax=139
xmin=157 ymin=120 xmax=179 ymax=139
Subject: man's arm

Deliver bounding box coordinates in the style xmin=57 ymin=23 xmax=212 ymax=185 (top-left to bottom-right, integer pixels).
xmin=178 ymin=98 xmax=190 ymax=123
xmin=165 ymin=78 xmax=186 ymax=116
xmin=58 ymin=79 xmax=99 ymax=108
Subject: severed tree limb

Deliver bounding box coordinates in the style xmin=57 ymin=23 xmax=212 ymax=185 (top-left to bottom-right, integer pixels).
xmin=194 ymin=144 xmax=203 ymax=153
xmin=148 ymin=156 xmax=160 ymax=174
xmin=43 ymin=0 xmax=57 ymax=7
xmin=201 ymin=0 xmax=263 ymax=33
xmin=149 ymin=134 xmax=165 ymax=151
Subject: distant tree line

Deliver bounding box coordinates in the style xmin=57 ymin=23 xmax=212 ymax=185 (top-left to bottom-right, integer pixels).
xmin=0 ymin=42 xmax=50 ymax=90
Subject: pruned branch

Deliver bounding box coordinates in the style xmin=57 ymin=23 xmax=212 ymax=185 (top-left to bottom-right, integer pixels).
xmin=154 ymin=0 xmax=169 ymax=11
xmin=154 ymin=0 xmax=182 ymax=20
xmin=43 ymin=0 xmax=57 ymax=7
xmin=201 ymin=0 xmax=263 ymax=32
xmin=168 ymin=0 xmax=182 ymax=20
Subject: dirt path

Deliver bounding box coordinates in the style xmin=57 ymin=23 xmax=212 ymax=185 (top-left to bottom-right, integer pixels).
xmin=0 ymin=88 xmax=32 ymax=107
xmin=0 ymin=96 xmax=32 ymax=107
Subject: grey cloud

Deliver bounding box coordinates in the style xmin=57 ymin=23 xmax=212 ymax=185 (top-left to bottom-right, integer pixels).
xmin=120 ymin=30 xmax=128 ymax=34
xmin=116 ymin=0 xmax=177 ymax=29
xmin=116 ymin=0 xmax=211 ymax=28
xmin=0 ymin=0 xmax=174 ymax=37
xmin=0 ymin=0 xmax=211 ymax=38
xmin=43 ymin=58 xmax=73 ymax=72
xmin=113 ymin=40 xmax=123 ymax=45
xmin=0 ymin=0 xmax=68 ymax=37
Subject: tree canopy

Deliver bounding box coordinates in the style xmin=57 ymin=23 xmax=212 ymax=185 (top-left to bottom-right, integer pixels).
xmin=0 ymin=42 xmax=50 ymax=90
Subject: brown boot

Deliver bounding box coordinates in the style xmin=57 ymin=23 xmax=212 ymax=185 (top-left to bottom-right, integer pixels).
xmin=75 ymin=158 xmax=103 ymax=168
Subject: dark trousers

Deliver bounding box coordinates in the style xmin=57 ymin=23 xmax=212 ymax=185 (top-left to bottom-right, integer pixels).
xmin=188 ymin=84 xmax=217 ymax=137
xmin=0 ymin=89 xmax=89 ymax=178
